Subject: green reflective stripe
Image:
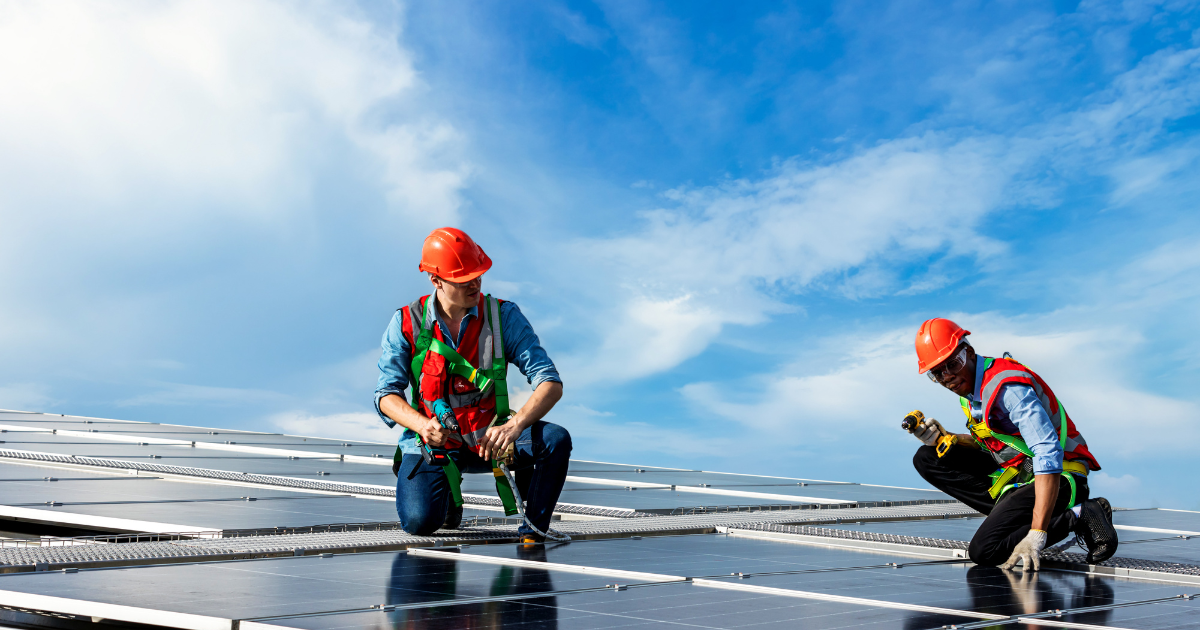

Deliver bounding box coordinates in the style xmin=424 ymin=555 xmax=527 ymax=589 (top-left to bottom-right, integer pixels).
xmin=445 ymin=458 xmax=464 ymax=507
xmin=990 ymin=431 xmax=1035 ymax=458
xmin=1058 ymin=403 xmax=1068 ymax=450
xmin=1063 ymin=470 xmax=1077 ymax=508
xmin=427 ymin=337 xmax=494 ymax=391
xmin=493 ymin=466 xmax=518 ymax=515
xmin=485 ymin=295 xmax=510 ymax=423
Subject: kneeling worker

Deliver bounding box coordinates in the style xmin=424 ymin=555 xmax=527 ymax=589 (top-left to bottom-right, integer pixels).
xmin=906 ymin=318 xmax=1117 ymax=570
xmin=375 ymin=227 xmax=571 ymax=543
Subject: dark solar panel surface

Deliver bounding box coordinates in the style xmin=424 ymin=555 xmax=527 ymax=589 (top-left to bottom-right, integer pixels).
xmin=265 ymin=582 xmax=976 ymax=630
xmin=2 ymin=411 xmax=1199 ymax=630
xmin=0 ymin=552 xmax=638 ymax=619
xmin=451 ymin=534 xmax=956 ymax=575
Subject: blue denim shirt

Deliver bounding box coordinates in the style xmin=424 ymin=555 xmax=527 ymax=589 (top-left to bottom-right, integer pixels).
xmin=969 ymin=356 xmax=1064 ymax=475
xmin=374 ymin=294 xmax=562 ymax=454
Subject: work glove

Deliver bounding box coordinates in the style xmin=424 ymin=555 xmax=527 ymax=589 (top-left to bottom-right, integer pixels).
xmin=999 ymin=529 xmax=1047 ymax=571
xmin=912 ymin=418 xmax=948 ymax=447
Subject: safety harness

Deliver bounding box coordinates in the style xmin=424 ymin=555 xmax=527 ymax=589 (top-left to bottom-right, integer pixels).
xmin=960 ymin=356 xmax=1089 ymax=508
xmin=402 ymin=293 xmax=518 ymax=515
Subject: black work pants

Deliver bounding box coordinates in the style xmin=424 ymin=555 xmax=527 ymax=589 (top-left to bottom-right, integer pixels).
xmin=913 ymin=445 xmax=1086 ymax=567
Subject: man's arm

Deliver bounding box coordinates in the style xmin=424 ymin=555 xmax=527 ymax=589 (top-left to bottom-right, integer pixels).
xmin=1004 ymin=384 xmax=1064 ymax=531
xmin=373 ymin=312 xmax=450 ymax=447
xmin=478 ymin=381 xmax=562 ymax=461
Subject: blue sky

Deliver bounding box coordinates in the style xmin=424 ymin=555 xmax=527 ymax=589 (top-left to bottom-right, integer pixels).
xmin=1 ymin=0 xmax=1198 ymax=509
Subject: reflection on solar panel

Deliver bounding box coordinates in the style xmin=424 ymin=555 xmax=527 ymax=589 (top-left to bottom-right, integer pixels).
xmin=0 ymin=409 xmax=1197 ymax=629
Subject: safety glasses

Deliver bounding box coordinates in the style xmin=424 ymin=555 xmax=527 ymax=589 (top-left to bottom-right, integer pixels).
xmin=927 ymin=345 xmax=968 ymax=383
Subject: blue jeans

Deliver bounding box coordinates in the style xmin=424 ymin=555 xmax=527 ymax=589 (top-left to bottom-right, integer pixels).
xmin=395 ymin=421 xmax=572 ymax=536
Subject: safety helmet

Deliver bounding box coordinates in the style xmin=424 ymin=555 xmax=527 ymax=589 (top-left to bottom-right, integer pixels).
xmin=418 ymin=227 xmax=492 ymax=282
xmin=915 ymin=318 xmax=971 ymax=374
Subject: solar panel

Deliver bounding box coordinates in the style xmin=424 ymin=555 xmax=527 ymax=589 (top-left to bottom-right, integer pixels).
xmin=0 ymin=409 xmax=1197 ymax=630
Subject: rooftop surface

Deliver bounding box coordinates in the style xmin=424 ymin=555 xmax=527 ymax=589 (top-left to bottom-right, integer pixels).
xmin=0 ymin=409 xmax=1196 ymax=629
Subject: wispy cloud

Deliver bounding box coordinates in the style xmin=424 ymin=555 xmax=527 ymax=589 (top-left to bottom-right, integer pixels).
xmin=556 ymin=31 xmax=1200 ymax=387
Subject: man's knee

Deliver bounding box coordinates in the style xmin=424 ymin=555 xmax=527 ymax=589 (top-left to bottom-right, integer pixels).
xmin=538 ymin=422 xmax=572 ymax=456
xmin=398 ymin=500 xmax=445 ymax=536
xmin=967 ymin=538 xmax=1005 ymax=567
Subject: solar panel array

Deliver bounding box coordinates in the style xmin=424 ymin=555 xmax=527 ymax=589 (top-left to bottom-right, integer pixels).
xmin=0 ymin=409 xmax=1196 ymax=629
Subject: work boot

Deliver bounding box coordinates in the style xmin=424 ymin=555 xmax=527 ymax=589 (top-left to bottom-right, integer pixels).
xmin=519 ymin=532 xmax=545 ymax=547
xmin=1075 ymin=497 xmax=1118 ymax=564
xmin=442 ymin=501 xmax=463 ymax=530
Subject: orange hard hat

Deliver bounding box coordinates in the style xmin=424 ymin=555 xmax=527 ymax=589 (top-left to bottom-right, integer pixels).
xmin=915 ymin=318 xmax=971 ymax=374
xmin=418 ymin=227 xmax=492 ymax=282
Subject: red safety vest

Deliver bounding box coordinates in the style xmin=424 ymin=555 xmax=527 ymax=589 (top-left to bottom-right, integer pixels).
xmin=968 ymin=356 xmax=1101 ymax=472
xmin=400 ymin=294 xmax=507 ymax=456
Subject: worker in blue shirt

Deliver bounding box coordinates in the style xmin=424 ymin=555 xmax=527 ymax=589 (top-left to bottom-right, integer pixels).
xmin=375 ymin=228 xmax=570 ymax=543
xmin=907 ymin=318 xmax=1117 ymax=569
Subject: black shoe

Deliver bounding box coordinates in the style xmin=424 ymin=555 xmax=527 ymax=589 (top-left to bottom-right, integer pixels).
xmin=442 ymin=501 xmax=463 ymax=530
xmin=1076 ymin=497 xmax=1118 ymax=564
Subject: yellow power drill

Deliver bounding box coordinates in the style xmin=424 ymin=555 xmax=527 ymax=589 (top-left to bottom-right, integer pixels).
xmin=901 ymin=410 xmax=956 ymax=458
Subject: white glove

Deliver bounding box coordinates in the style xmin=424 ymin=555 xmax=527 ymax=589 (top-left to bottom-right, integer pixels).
xmin=1000 ymin=529 xmax=1047 ymax=571
xmin=913 ymin=418 xmax=947 ymax=447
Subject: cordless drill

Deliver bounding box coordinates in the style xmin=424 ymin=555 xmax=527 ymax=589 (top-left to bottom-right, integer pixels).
xmin=901 ymin=409 xmax=956 ymax=457
xmin=420 ymin=399 xmax=461 ymax=467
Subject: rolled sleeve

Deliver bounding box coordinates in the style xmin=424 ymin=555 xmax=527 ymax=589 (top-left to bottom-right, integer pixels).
xmin=374 ymin=311 xmax=412 ymax=428
xmin=500 ymin=301 xmax=562 ymax=389
xmin=1001 ymin=384 xmax=1063 ymax=475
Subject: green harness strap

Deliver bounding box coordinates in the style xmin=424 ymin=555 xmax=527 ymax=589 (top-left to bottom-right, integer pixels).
xmin=482 ymin=296 xmax=517 ymax=515
xmin=966 ymin=359 xmax=1080 ymax=508
xmin=404 ymin=294 xmax=518 ymax=515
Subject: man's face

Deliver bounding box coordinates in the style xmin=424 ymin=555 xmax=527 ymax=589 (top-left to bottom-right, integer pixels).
xmin=432 ymin=274 xmax=482 ymax=311
xmin=928 ymin=345 xmax=975 ymax=397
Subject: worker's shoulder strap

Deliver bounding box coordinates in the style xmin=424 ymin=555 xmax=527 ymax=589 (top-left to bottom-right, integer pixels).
xmin=482 ymin=295 xmax=510 ymax=421
xmin=402 ymin=296 xmax=433 ymax=411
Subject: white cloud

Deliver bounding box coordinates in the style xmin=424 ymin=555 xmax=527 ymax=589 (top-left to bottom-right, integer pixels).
xmin=0 ymin=0 xmax=471 ymax=401
xmin=0 ymin=0 xmax=465 ymax=226
xmin=117 ymin=382 xmax=287 ymax=408
xmin=0 ymin=0 xmax=468 ymax=310
xmin=681 ymin=312 xmax=1200 ymax=464
xmin=0 ymin=382 xmax=54 ymax=412
xmin=270 ymin=410 xmax=395 ymax=444
xmin=562 ymin=134 xmax=1020 ymax=384
xmin=558 ymin=35 xmax=1200 ymax=387
xmin=1088 ymin=472 xmax=1145 ymax=510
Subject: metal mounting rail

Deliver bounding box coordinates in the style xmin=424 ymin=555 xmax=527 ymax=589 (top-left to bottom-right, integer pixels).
xmin=0 ymin=449 xmax=642 ymax=519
